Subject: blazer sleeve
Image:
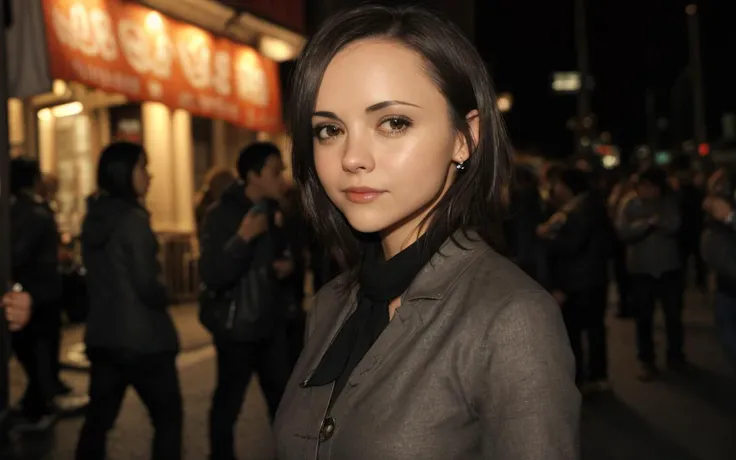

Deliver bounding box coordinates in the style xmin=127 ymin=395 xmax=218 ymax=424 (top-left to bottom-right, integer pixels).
xmin=475 ymin=291 xmax=581 ymax=460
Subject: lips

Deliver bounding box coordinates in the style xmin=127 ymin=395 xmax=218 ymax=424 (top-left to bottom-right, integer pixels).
xmin=343 ymin=187 xmax=385 ymax=204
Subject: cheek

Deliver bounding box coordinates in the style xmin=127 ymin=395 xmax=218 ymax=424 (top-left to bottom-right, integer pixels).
xmin=390 ymin=132 xmax=455 ymax=188
xmin=314 ymin=148 xmax=341 ymax=196
xmin=391 ymin=156 xmax=450 ymax=205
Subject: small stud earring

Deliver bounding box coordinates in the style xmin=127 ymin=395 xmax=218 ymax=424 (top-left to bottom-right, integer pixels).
xmin=456 ymin=161 xmax=466 ymax=171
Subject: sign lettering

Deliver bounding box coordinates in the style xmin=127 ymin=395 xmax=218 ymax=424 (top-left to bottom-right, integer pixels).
xmin=42 ymin=0 xmax=282 ymax=132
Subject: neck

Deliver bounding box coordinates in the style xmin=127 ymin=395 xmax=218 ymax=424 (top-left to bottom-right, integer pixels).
xmin=380 ymin=224 xmax=425 ymax=260
xmin=380 ymin=167 xmax=457 ymax=259
xmin=244 ymin=184 xmax=264 ymax=203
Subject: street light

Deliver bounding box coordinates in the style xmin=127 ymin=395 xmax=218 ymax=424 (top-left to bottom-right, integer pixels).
xmin=498 ymin=92 xmax=513 ymax=113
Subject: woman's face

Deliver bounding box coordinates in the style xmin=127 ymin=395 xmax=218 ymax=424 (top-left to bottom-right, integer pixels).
xmin=312 ymin=39 xmax=475 ymax=247
xmin=132 ymin=153 xmax=151 ymax=198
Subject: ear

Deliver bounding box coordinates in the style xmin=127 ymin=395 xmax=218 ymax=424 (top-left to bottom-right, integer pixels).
xmin=453 ymin=110 xmax=480 ymax=165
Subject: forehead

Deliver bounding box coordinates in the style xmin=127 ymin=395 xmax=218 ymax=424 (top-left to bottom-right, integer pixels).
xmin=316 ymin=39 xmax=444 ymax=110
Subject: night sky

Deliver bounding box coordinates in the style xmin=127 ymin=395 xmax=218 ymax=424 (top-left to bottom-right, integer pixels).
xmin=477 ymin=0 xmax=736 ymax=158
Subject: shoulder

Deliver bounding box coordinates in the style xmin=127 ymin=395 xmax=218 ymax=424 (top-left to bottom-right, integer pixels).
xmin=15 ymin=196 xmax=54 ymax=222
xmin=453 ymin=246 xmax=558 ymax=321
xmin=445 ymin=247 xmax=575 ymax=388
xmin=203 ymin=198 xmax=247 ymax=228
xmin=118 ymin=206 xmax=154 ymax=240
xmin=406 ymin=234 xmax=560 ymax=333
xmin=120 ymin=205 xmax=150 ymax=225
xmin=409 ymin=237 xmax=565 ymax=363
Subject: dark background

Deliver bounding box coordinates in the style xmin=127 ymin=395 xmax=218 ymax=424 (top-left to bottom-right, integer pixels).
xmin=479 ymin=0 xmax=735 ymax=157
xmin=300 ymin=0 xmax=736 ymax=158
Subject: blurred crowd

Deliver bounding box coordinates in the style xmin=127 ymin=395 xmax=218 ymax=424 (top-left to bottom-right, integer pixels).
xmin=504 ymin=154 xmax=736 ymax=392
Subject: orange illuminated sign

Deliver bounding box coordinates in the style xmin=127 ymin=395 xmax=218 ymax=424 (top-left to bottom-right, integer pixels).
xmin=41 ymin=0 xmax=282 ymax=132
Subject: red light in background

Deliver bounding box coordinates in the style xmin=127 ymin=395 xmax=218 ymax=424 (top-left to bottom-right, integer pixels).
xmin=698 ymin=143 xmax=710 ymax=156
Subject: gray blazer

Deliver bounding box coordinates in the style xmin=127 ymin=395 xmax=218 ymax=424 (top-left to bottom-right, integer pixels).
xmin=274 ymin=231 xmax=580 ymax=460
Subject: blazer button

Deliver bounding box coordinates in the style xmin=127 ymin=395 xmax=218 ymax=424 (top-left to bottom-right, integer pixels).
xmin=319 ymin=417 xmax=336 ymax=442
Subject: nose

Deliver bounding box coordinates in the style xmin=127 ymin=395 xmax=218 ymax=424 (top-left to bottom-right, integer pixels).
xmin=341 ymin=134 xmax=375 ymax=174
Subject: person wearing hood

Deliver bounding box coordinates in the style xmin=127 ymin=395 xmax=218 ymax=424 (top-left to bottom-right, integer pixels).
xmin=198 ymin=142 xmax=293 ymax=460
xmin=75 ymin=142 xmax=181 ymax=460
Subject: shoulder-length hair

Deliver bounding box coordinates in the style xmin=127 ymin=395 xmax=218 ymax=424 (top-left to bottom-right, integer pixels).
xmin=97 ymin=141 xmax=145 ymax=203
xmin=290 ymin=4 xmax=512 ymax=269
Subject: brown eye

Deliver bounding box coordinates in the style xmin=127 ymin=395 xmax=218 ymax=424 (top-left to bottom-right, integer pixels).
xmin=313 ymin=124 xmax=343 ymax=141
xmin=379 ymin=116 xmax=412 ymax=136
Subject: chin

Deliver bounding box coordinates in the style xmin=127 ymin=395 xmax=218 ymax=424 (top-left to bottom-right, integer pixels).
xmin=341 ymin=207 xmax=394 ymax=234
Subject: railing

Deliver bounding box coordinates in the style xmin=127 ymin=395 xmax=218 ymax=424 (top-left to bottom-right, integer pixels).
xmin=158 ymin=232 xmax=199 ymax=304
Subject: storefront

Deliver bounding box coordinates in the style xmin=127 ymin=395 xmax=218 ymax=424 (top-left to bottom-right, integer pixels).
xmin=4 ymin=0 xmax=305 ymax=307
xmin=8 ymin=0 xmax=304 ymax=236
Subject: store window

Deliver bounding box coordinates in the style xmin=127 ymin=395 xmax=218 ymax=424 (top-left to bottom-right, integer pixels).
xmin=37 ymin=106 xmax=95 ymax=236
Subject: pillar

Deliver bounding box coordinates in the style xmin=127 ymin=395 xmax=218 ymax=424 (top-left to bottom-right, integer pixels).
xmin=172 ymin=109 xmax=196 ymax=234
xmin=142 ymin=102 xmax=176 ymax=232
xmin=7 ymin=98 xmax=24 ymax=157
xmin=37 ymin=114 xmax=56 ymax=175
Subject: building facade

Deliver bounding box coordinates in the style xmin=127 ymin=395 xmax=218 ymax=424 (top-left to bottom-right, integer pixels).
xmin=7 ymin=0 xmax=305 ymax=237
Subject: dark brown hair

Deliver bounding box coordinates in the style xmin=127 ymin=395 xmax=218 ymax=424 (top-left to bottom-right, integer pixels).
xmin=290 ymin=4 xmax=512 ymax=269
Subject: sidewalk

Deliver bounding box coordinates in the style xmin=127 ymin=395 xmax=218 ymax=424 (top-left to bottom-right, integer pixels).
xmin=3 ymin=282 xmax=735 ymax=459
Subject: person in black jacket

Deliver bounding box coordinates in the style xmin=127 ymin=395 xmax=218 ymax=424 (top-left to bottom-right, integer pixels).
xmin=538 ymin=168 xmax=611 ymax=392
xmin=9 ymin=157 xmax=63 ymax=429
xmin=504 ymin=165 xmax=548 ymax=286
xmin=75 ymin=142 xmax=182 ymax=460
xmin=199 ymin=142 xmax=293 ymax=460
xmin=276 ymin=186 xmax=309 ymax=368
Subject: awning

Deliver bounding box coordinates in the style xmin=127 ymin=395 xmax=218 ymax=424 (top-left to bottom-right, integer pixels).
xmin=38 ymin=0 xmax=282 ymax=132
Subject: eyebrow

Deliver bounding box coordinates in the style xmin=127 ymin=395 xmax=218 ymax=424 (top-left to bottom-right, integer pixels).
xmin=312 ymin=100 xmax=421 ymax=121
xmin=365 ymin=100 xmax=421 ymax=112
xmin=313 ymin=110 xmax=341 ymax=121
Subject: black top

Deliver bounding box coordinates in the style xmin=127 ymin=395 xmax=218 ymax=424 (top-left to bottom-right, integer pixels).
xmin=306 ymin=235 xmax=439 ymax=409
xmin=81 ymin=194 xmax=179 ymax=354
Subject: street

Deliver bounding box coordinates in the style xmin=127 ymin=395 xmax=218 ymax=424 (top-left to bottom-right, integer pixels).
xmin=3 ymin=288 xmax=735 ymax=460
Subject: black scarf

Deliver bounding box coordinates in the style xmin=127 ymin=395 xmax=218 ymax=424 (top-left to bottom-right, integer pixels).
xmin=305 ymin=235 xmax=438 ymax=406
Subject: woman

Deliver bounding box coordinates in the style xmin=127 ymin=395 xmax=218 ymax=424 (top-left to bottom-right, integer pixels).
xmin=76 ymin=142 xmax=182 ymax=460
xmin=274 ymin=5 xmax=579 ymax=460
